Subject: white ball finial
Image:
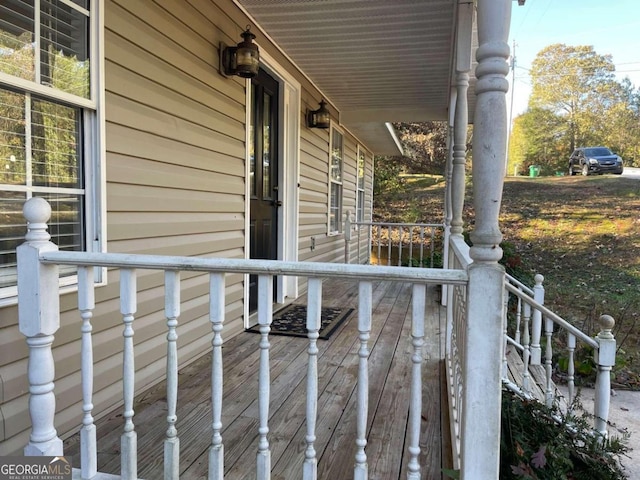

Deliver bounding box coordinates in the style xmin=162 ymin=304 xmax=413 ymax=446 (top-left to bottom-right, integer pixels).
xmin=598 ymin=314 xmax=615 ymax=332
xmin=23 ymin=197 xmax=52 ymax=243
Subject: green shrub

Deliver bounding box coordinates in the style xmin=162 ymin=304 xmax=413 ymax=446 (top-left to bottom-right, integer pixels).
xmin=500 ymin=388 xmax=628 ymax=479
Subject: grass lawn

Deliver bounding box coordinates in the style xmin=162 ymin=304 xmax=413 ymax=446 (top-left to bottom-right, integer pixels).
xmin=374 ymin=174 xmax=640 ymax=388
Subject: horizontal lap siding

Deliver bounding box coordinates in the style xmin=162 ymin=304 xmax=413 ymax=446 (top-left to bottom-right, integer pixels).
xmin=298 ymin=117 xmax=366 ymax=264
xmin=94 ymin=0 xmax=248 ymax=445
xmin=0 ymin=0 xmax=377 ymax=455
xmin=0 ymin=0 xmax=250 ymax=454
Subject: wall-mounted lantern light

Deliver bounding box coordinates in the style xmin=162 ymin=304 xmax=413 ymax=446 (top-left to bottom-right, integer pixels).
xmin=306 ymin=99 xmax=330 ymax=129
xmin=220 ymin=26 xmax=260 ymax=78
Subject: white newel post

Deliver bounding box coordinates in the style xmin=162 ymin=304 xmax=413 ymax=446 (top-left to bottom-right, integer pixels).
xmin=530 ymin=274 xmax=545 ymax=365
xmin=594 ymin=314 xmax=616 ymax=438
xmin=460 ymin=0 xmax=511 ymax=478
xmin=18 ymin=197 xmax=62 ymax=456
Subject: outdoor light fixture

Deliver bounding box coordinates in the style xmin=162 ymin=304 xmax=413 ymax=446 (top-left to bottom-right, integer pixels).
xmin=306 ymin=99 xmax=330 ymax=129
xmin=220 ymin=26 xmax=259 ymax=78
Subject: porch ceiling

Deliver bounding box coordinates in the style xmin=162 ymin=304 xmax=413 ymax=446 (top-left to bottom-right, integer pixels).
xmin=237 ymin=0 xmax=475 ymax=156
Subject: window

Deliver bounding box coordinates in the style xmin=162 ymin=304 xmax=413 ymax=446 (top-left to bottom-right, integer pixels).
xmin=329 ymin=126 xmax=343 ymax=234
xmin=0 ymin=0 xmax=103 ymax=300
xmin=356 ymin=146 xmax=366 ymax=223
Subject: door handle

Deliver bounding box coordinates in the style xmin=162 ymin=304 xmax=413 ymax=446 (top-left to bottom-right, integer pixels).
xmin=272 ymin=200 xmax=283 ymax=207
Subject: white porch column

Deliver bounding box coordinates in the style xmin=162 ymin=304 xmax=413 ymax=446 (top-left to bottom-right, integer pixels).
xmin=18 ymin=197 xmax=63 ymax=456
xmin=441 ymin=92 xmax=456 ymax=306
xmin=450 ymin=3 xmax=473 ymax=239
xmin=460 ymin=0 xmax=511 ymax=479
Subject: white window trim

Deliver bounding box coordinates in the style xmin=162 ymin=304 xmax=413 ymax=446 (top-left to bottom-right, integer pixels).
xmin=328 ymin=121 xmax=344 ymax=236
xmin=0 ymin=0 xmax=106 ymax=306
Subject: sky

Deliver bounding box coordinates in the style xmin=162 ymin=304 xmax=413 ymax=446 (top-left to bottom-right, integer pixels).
xmin=507 ymin=0 xmax=640 ymax=119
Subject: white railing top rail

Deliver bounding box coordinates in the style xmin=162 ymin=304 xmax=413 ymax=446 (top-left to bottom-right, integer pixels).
xmin=504 ymin=282 xmax=598 ymax=349
xmin=351 ymin=221 xmax=444 ymax=228
xmin=40 ymin=251 xmax=468 ymax=284
xmin=505 ymin=273 xmax=534 ymax=296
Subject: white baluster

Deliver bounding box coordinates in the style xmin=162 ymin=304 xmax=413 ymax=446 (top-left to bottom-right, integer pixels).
xmin=544 ymin=316 xmax=554 ymax=407
xmin=407 ymin=284 xmax=426 ymax=479
xmin=429 ymin=228 xmax=435 ymax=268
xmin=356 ymin=222 xmax=362 ymax=263
xmin=120 ymin=269 xmax=137 ymax=480
xmin=18 ymin=197 xmax=63 ymax=456
xmin=502 ymin=289 xmax=509 ymax=380
xmin=594 ymin=314 xmax=616 ymax=439
xmin=530 ymin=274 xmax=544 ymax=364
xmin=397 ymin=226 xmax=403 ymax=266
xmin=419 ymin=227 xmax=425 ymax=267
xmin=344 ymin=211 xmax=352 ymax=264
xmin=304 ymin=278 xmax=322 ymax=480
xmin=256 ymin=275 xmax=272 ymax=480
xmin=567 ymin=333 xmax=576 ymax=408
xmin=522 ymin=302 xmax=532 ymax=394
xmin=78 ymin=267 xmax=97 ymax=478
xmin=521 ymin=304 xmax=531 ymax=395
xmin=209 ymin=273 xmax=225 ymax=480
xmin=455 ymin=284 xmax=465 ymax=451
xmin=514 ymin=289 xmax=522 ymax=345
xmin=408 ymin=226 xmax=413 ymax=266
xmin=354 ymin=281 xmax=372 ymax=480
xmin=164 ymin=271 xmax=180 ymax=480
xmin=376 ymin=226 xmax=381 ymax=266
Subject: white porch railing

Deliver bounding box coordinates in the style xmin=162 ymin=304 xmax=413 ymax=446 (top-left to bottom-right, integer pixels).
xmin=445 ymin=236 xmax=617 ymax=471
xmin=344 ymin=213 xmax=444 ymax=268
xmin=444 ymin=235 xmax=472 ymax=470
xmin=18 ymin=198 xmax=467 ymax=480
xmin=503 ymin=273 xmax=616 ymax=438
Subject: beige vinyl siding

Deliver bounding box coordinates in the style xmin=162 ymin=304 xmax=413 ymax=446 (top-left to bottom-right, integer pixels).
xmin=0 ymin=0 xmax=251 ymax=454
xmin=297 ymin=105 xmax=365 ymax=265
xmin=0 ymin=0 xmax=379 ymax=454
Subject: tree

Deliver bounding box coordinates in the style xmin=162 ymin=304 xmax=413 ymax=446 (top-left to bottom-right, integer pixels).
xmin=529 ymin=44 xmax=622 ymax=152
xmin=373 ymin=121 xmax=449 ymax=208
xmin=508 ymin=108 xmax=567 ymax=175
xmin=510 ymin=44 xmax=640 ymax=172
xmin=391 ymin=122 xmax=449 ymax=174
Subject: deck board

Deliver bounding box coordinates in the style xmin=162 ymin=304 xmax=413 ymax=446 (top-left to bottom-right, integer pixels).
xmin=63 ymin=278 xmax=450 ymax=479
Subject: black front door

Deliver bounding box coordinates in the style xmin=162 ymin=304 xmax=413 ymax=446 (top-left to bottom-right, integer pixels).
xmin=249 ymin=69 xmax=280 ymax=312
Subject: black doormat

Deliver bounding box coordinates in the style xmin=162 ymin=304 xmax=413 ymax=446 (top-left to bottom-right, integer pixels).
xmin=246 ymin=305 xmax=354 ymax=340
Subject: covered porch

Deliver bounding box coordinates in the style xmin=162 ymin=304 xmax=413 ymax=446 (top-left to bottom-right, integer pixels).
xmin=8 ymin=0 xmax=610 ymax=478
xmin=62 ymin=278 xmax=450 ymax=479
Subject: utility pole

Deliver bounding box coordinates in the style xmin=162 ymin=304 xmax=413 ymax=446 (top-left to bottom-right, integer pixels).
xmin=505 ymin=39 xmax=516 ymax=175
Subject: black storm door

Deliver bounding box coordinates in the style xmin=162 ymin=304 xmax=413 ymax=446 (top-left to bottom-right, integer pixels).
xmin=249 ymin=68 xmax=280 ymax=312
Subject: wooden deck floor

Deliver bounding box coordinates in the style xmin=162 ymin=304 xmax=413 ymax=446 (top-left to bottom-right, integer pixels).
xmin=64 ymin=278 xmax=451 ymax=479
